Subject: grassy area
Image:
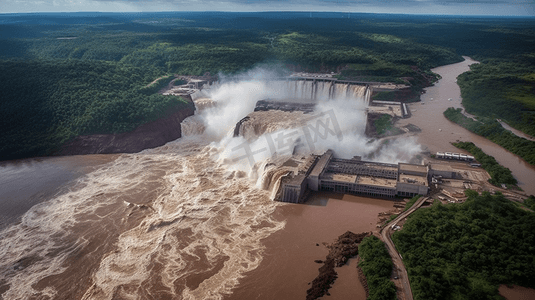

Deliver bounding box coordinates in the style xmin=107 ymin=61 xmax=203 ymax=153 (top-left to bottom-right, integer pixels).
xmin=372 ymin=91 xmax=395 ymax=101
xmin=403 ymin=195 xmax=421 ymax=212
xmin=140 ymin=74 xmax=175 ymax=95
xmin=374 ymin=115 xmax=393 ymax=135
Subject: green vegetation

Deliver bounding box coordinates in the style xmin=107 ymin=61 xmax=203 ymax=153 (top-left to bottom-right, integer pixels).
xmin=452 ymin=141 xmax=517 ymax=187
xmin=0 ymin=60 xmax=192 ymax=160
xmin=392 ymin=191 xmax=535 ymax=300
xmin=358 ymin=236 xmax=397 ymax=300
xmin=443 ymin=107 xmax=482 ymax=132
xmin=372 ymin=114 xmax=404 ymax=137
xmin=403 ymin=195 xmax=421 ymax=212
xmin=140 ymin=75 xmax=175 ymax=95
xmin=457 ymin=60 xmax=535 ymax=137
xmin=374 ymin=115 xmax=393 ymax=136
xmin=525 ymin=195 xmax=535 ymax=211
xmin=444 ymin=108 xmax=535 ymax=165
xmin=1 ymin=12 xmax=534 ymax=160
xmin=372 ymin=91 xmax=395 ymax=101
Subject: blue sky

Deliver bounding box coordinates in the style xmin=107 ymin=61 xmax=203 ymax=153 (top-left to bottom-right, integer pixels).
xmin=1 ymin=0 xmax=534 ymax=16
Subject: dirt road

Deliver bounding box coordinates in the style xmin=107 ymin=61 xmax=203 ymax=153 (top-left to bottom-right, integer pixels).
xmin=380 ymin=196 xmax=428 ymax=300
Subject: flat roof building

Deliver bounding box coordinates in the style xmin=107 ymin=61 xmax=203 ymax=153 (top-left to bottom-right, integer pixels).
xmin=279 ymin=150 xmax=430 ymax=203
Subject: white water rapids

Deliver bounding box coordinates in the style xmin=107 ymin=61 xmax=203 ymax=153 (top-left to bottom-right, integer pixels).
xmin=0 ymin=78 xmax=421 ymax=300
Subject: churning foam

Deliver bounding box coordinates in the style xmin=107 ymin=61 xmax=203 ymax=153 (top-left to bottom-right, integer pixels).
xmin=0 ymin=74 xmax=422 ymax=300
xmin=0 ymin=136 xmax=286 ymax=300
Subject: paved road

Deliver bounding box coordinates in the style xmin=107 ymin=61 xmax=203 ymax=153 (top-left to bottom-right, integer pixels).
xmin=380 ymin=196 xmax=428 ymax=300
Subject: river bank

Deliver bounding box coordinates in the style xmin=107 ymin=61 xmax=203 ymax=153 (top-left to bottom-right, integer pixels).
xmin=57 ymin=106 xmax=195 ymax=156
xmin=227 ymin=192 xmax=398 ymax=300
xmin=397 ymin=56 xmax=535 ymax=195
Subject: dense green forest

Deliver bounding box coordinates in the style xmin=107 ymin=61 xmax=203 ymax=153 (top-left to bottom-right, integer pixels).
xmin=444 ymin=108 xmax=535 ymax=165
xmin=0 ymin=59 xmax=192 ymax=159
xmin=452 ymin=141 xmax=517 ymax=187
xmin=457 ymin=59 xmax=535 ymax=137
xmin=1 ymin=12 xmax=534 ymax=160
xmin=524 ymin=195 xmax=535 ymax=211
xmin=392 ymin=191 xmax=535 ymax=300
xmin=358 ymin=236 xmax=397 ymax=300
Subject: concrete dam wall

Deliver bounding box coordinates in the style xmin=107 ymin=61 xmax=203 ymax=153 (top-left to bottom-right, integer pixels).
xmin=201 ymin=79 xmax=371 ymax=104
xmin=230 ymin=79 xmax=371 ymax=138
xmin=264 ymin=79 xmax=370 ymax=104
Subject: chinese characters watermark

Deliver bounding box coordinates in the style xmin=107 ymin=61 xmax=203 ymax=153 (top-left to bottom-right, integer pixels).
xmin=231 ymin=109 xmax=343 ymax=166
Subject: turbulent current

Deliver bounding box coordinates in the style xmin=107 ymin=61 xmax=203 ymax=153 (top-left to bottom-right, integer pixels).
xmin=0 ymin=78 xmax=420 ymax=299
xmin=0 ymin=137 xmax=286 ymax=299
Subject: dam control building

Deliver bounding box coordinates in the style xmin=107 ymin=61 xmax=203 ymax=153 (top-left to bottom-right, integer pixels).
xmin=279 ymin=150 xmax=432 ymax=203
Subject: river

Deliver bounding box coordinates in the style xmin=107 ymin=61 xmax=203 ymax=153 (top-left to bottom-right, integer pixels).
xmin=397 ymin=56 xmax=535 ymax=195
xmin=1 ymin=59 xmax=534 ymax=300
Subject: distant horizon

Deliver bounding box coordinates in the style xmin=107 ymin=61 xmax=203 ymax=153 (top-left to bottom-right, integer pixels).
xmin=1 ymin=0 xmax=533 ymax=17
xmin=1 ymin=10 xmax=534 ymax=18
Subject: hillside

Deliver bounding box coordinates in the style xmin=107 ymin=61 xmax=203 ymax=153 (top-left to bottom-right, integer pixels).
xmin=1 ymin=12 xmax=534 ymax=159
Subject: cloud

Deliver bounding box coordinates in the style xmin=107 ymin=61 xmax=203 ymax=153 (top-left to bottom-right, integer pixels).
xmin=1 ymin=0 xmax=533 ymax=16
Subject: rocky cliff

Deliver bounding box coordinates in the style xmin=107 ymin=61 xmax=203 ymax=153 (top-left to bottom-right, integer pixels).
xmin=57 ymin=107 xmax=195 ymax=156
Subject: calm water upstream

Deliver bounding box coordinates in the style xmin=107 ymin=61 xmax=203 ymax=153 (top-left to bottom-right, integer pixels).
xmin=397 ymin=56 xmax=535 ymax=195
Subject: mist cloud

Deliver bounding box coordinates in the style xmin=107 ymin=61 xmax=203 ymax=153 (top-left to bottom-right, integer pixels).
xmin=191 ymin=68 xmax=424 ymax=180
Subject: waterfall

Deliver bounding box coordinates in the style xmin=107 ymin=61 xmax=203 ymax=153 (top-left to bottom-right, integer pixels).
xmin=200 ymin=79 xmax=371 ymax=109
xmin=265 ymin=80 xmax=369 ymax=104
xmin=181 ymin=115 xmax=205 ymax=136
xmin=315 ymin=81 xmax=332 ymax=100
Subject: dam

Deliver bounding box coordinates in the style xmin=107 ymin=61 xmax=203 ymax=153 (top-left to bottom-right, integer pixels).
xmin=264 ymin=79 xmax=371 ymax=104
xmin=278 ymin=150 xmax=434 ymax=203
xmin=183 ymin=77 xmax=371 ymax=104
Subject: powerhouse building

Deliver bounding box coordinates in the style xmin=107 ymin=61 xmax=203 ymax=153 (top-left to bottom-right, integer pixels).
xmin=280 ymin=150 xmax=432 ymax=203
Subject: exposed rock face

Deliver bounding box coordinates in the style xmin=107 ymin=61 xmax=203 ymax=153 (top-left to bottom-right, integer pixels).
xmin=57 ymin=107 xmax=195 ymax=156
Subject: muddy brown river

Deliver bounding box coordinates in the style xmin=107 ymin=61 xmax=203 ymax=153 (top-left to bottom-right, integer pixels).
xmin=397 ymin=56 xmax=535 ymax=195
xmin=1 ymin=58 xmax=534 ymax=300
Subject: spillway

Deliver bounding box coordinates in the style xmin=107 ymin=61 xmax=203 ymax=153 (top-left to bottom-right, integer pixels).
xmin=204 ymin=79 xmax=370 ymax=104
xmin=263 ymin=79 xmax=369 ymax=104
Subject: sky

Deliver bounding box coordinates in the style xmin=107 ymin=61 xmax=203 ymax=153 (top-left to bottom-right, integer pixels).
xmin=1 ymin=0 xmax=534 ymax=16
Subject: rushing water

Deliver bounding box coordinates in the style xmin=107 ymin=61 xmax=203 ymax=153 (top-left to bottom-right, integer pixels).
xmin=0 ymin=138 xmax=288 ymax=299
xmin=0 ymin=79 xmax=394 ymax=300
xmin=397 ymin=56 xmax=535 ymax=195
xmin=2 ymin=66 xmax=534 ymax=300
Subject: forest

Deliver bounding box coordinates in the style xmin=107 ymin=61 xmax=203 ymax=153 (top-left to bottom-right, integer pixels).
xmin=452 ymin=141 xmax=517 ymax=187
xmin=457 ymin=59 xmax=535 ymax=137
xmin=358 ymin=236 xmax=397 ymax=300
xmin=444 ymin=108 xmax=535 ymax=165
xmin=392 ymin=191 xmax=535 ymax=300
xmin=0 ymin=59 xmax=192 ymax=160
xmin=1 ymin=12 xmax=534 ymax=160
